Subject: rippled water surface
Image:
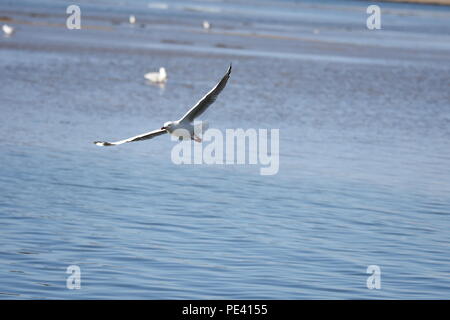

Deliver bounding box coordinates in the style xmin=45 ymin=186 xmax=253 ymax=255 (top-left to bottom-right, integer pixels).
xmin=1 ymin=0 xmax=450 ymax=299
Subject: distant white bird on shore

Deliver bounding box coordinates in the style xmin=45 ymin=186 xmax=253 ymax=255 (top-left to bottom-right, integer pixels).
xmin=94 ymin=64 xmax=231 ymax=146
xmin=129 ymin=15 xmax=136 ymax=24
xmin=203 ymin=20 xmax=211 ymax=30
xmin=144 ymin=67 xmax=167 ymax=84
xmin=2 ymin=24 xmax=14 ymax=36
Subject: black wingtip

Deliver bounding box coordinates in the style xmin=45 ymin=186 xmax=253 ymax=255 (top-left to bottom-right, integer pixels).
xmin=228 ymin=63 xmax=232 ymax=75
xmin=93 ymin=141 xmax=112 ymax=146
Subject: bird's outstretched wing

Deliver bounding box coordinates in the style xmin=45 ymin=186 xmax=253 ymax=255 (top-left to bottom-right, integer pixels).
xmin=94 ymin=128 xmax=166 ymax=146
xmin=179 ymin=64 xmax=231 ymax=123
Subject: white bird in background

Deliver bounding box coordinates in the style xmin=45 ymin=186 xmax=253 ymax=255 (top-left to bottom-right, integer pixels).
xmin=144 ymin=67 xmax=168 ymax=84
xmin=129 ymin=15 xmax=136 ymax=24
xmin=94 ymin=64 xmax=231 ymax=146
xmin=2 ymin=24 xmax=14 ymax=36
xmin=203 ymin=20 xmax=211 ymax=30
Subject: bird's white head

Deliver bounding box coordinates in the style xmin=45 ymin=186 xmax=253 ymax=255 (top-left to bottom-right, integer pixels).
xmin=159 ymin=67 xmax=167 ymax=78
xmin=161 ymin=121 xmax=174 ymax=130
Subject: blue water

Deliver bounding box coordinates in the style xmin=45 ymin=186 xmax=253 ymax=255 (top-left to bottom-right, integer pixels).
xmin=0 ymin=0 xmax=450 ymax=299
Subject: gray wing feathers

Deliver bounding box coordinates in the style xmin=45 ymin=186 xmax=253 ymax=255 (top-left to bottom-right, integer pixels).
xmin=94 ymin=128 xmax=166 ymax=146
xmin=180 ymin=64 xmax=232 ymax=123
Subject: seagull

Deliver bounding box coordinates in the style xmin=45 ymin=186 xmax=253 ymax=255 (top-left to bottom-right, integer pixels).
xmin=94 ymin=64 xmax=231 ymax=146
xmin=203 ymin=20 xmax=211 ymax=30
xmin=144 ymin=67 xmax=167 ymax=84
xmin=129 ymin=15 xmax=136 ymax=24
xmin=2 ymin=24 xmax=14 ymax=36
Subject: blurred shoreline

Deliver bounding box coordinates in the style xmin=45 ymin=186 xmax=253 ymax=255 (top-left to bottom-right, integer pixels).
xmin=383 ymin=0 xmax=450 ymax=5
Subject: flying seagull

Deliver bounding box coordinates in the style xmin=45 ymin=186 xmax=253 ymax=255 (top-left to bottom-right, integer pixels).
xmin=94 ymin=64 xmax=231 ymax=146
